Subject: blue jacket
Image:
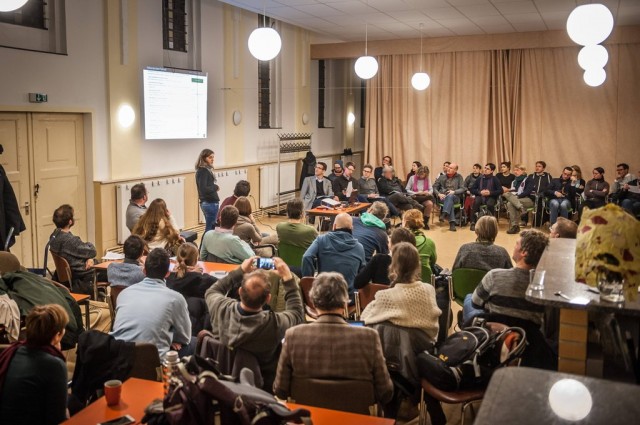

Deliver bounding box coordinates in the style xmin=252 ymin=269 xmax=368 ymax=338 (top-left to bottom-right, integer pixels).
xmin=302 ymin=230 xmax=366 ymax=293
xmin=352 ymin=214 xmax=389 ymax=263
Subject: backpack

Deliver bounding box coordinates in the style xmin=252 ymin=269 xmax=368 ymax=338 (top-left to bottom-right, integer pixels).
xmin=416 ymin=318 xmax=526 ymax=391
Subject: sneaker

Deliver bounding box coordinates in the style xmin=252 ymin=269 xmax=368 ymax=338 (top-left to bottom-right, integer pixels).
xmin=449 ymin=222 xmax=456 ymax=232
xmin=470 ymin=223 xmax=475 ymax=231
xmin=507 ymin=225 xmax=520 ymax=234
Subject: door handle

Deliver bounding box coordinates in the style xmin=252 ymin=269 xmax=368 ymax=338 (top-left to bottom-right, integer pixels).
xmin=34 ymin=183 xmax=39 ymax=198
xmin=22 ymin=201 xmax=30 ymax=216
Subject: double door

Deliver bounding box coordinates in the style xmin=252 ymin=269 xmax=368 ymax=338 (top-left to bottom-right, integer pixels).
xmin=0 ymin=112 xmax=87 ymax=268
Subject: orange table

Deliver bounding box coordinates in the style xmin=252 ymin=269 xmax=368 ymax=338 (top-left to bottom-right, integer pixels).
xmin=307 ymin=202 xmax=371 ymax=218
xmin=94 ymin=260 xmax=238 ymax=274
xmin=70 ymin=292 xmax=90 ymax=328
xmin=63 ymin=378 xmax=394 ymax=425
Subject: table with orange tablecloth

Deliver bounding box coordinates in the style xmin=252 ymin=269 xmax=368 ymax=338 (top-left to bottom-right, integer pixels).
xmin=94 ymin=260 xmax=239 ymax=274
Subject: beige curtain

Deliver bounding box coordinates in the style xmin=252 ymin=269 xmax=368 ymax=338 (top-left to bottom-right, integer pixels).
xmin=366 ymin=44 xmax=640 ymax=179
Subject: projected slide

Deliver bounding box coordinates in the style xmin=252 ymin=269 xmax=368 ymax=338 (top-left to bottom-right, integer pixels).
xmin=143 ymin=67 xmax=208 ymax=140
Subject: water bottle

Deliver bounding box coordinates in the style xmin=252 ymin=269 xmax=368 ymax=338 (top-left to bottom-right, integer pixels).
xmin=162 ymin=350 xmax=180 ymax=397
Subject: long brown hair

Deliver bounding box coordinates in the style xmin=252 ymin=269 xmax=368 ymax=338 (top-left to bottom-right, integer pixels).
xmin=132 ymin=198 xmax=180 ymax=246
xmin=195 ymin=148 xmax=214 ymax=169
xmin=389 ymin=242 xmax=421 ymax=285
xmin=174 ymin=243 xmax=199 ymax=279
xmin=234 ymin=196 xmax=253 ymax=217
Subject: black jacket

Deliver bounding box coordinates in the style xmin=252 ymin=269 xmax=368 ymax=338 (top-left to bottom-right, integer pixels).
xmin=377 ymin=177 xmax=405 ymax=196
xmin=531 ymin=172 xmax=552 ymax=195
xmin=0 ymin=165 xmax=26 ymax=249
xmin=299 ymin=152 xmax=316 ymax=190
xmin=545 ymin=178 xmax=577 ymax=209
xmin=196 ymin=167 xmax=220 ymax=203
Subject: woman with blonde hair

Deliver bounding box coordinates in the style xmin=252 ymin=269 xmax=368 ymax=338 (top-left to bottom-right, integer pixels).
xmin=0 ymin=304 xmax=69 ymax=424
xmin=361 ymin=242 xmax=441 ymax=342
xmin=166 ymin=243 xmax=215 ymax=299
xmin=453 ymin=215 xmax=512 ymax=271
xmin=132 ymin=198 xmax=182 ymax=252
xmin=402 ymin=209 xmax=437 ymax=275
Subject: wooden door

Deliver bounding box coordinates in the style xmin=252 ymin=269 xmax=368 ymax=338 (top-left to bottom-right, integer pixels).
xmin=0 ymin=113 xmax=33 ymax=266
xmin=31 ymin=113 xmax=87 ymax=262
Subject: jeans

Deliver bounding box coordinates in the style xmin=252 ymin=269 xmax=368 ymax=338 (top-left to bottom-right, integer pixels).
xmin=200 ymin=201 xmax=219 ymax=232
xmin=549 ymin=198 xmax=571 ymax=225
xmin=621 ymin=198 xmax=640 ymax=216
xmin=462 ymin=293 xmax=485 ymax=325
xmin=440 ymin=194 xmax=460 ymax=222
xmin=177 ymin=336 xmax=197 ymax=358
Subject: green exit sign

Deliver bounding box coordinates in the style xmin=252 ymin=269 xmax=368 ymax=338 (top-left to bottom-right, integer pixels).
xmin=28 ymin=93 xmax=48 ymax=103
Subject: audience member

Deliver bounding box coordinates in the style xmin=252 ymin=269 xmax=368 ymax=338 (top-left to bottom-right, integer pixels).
xmin=167 ymin=243 xmax=216 ymax=299
xmin=611 ymin=163 xmax=636 ymax=202
xmin=131 ymin=198 xmax=182 ymax=252
xmin=300 ymin=161 xmax=334 ymax=213
xmin=327 ymin=160 xmax=344 ymax=182
xmin=527 ymin=161 xmax=553 ymax=227
xmin=49 ymin=204 xmax=98 ymax=295
xmin=436 ymin=161 xmax=451 ymax=180
xmin=405 ymin=160 xmax=422 ymax=184
xmin=405 ymin=166 xmax=434 ymax=229
xmin=276 ymin=199 xmax=318 ymax=251
xmin=545 ymin=166 xmax=576 ymax=227
xmin=354 ymin=227 xmax=416 ymax=289
xmin=571 ymin=165 xmax=586 ymax=195
xmin=0 ymin=304 xmax=69 ymax=425
xmin=218 ymin=180 xmax=250 ymax=223
xmin=195 ymin=148 xmax=220 ymax=232
xmin=206 ymin=256 xmax=304 ymax=391
xmin=302 ymin=213 xmax=365 ymax=298
xmin=361 ymin=242 xmax=441 ymax=342
xmin=402 ymin=209 xmax=437 ymax=275
xmin=582 ymin=167 xmax=610 ymax=211
xmin=125 ymin=182 xmax=147 ymax=231
xmin=111 ymin=248 xmax=193 ymax=358
xmin=359 ymin=164 xmax=400 ymax=217
xmin=273 ymin=272 xmax=393 ymax=405
xmin=378 ymin=166 xmax=424 ymax=214
xmin=463 ymin=230 xmax=548 ymax=325
xmin=504 ymin=164 xmax=534 ymax=234
xmin=332 ymin=161 xmax=364 ymax=202
xmin=463 ymin=163 xmax=482 ymax=222
xmin=497 ymin=161 xmax=515 ymax=194
xmin=452 ymin=216 xmax=512 ymax=271
xmin=352 ymin=201 xmax=389 ymax=262
xmin=433 ymin=162 xmax=465 ymax=231
xmin=549 ymin=217 xmax=578 ymax=239
xmin=469 ymin=163 xmax=502 ymax=231
xmin=107 ymin=234 xmax=146 ymax=287
xmin=620 ymin=170 xmax=640 ymax=217
xmin=200 ymin=206 xmax=254 ymax=264
xmin=233 ymin=197 xmax=278 ymax=252
xmin=374 ymin=155 xmax=392 ymax=181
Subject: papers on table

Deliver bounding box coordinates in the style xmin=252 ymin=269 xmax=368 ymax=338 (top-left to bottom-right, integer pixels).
xmin=102 ymin=251 xmax=125 ymax=260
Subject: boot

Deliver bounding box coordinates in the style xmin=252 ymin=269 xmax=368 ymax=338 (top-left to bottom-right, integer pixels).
xmin=449 ymin=221 xmax=456 ymax=232
xmin=507 ymin=225 xmax=520 ymax=234
xmin=423 ymin=216 xmax=430 ymax=230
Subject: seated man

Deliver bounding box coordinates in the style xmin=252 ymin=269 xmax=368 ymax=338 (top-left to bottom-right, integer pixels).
xmin=126 ymin=183 xmax=147 ymax=231
xmin=358 ymin=164 xmax=400 ymax=217
xmin=332 ymin=161 xmax=365 ymax=203
xmin=299 ymin=162 xmax=335 ymax=213
xmin=549 ymin=217 xmax=578 ymax=239
xmin=273 ymin=272 xmax=393 ymax=406
xmin=620 ymin=170 xmax=640 ymax=216
xmin=352 ymin=201 xmax=389 ymax=262
xmin=217 ymin=180 xmax=250 ymax=223
xmin=528 ymin=161 xmax=553 ymax=226
xmin=276 ymin=198 xmax=318 ymax=250
xmin=469 ymin=163 xmax=502 ymax=231
xmin=504 ymin=163 xmax=532 ymax=234
xmin=545 ymin=166 xmax=576 ymax=227
xmin=433 ymin=163 xmax=465 ymax=232
xmin=49 ymin=204 xmax=98 ymax=295
xmin=463 ymin=163 xmax=482 ymax=223
xmin=302 ymin=213 xmax=365 ymax=298
xmin=373 ymin=155 xmax=392 ymax=182
xmin=111 ymin=248 xmax=193 ymax=358
xmin=377 ymin=166 xmax=424 ymax=214
xmin=463 ymin=229 xmax=548 ymax=325
xmin=200 ymin=206 xmax=254 ymax=264
xmin=611 ymin=163 xmax=636 ymax=203
xmin=107 ymin=235 xmax=146 ymax=287
xmin=205 ymin=256 xmax=304 ymax=390
xmin=327 ymin=160 xmax=343 ymax=182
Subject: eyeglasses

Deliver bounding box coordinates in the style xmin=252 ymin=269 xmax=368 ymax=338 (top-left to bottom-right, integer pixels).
xmin=347 ymin=167 xmax=355 ymax=172
xmin=363 ymin=169 xmax=371 ymax=173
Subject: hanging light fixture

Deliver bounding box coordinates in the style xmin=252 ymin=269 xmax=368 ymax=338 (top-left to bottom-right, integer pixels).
xmin=583 ymin=68 xmax=606 ymax=87
xmin=411 ymin=23 xmax=430 ymax=91
xmin=0 ymin=0 xmax=29 ymax=12
xmin=577 ymin=45 xmax=609 ymax=71
xmin=354 ymin=22 xmax=378 ymax=80
xmin=567 ymin=4 xmax=614 ymax=46
xmin=247 ymin=3 xmax=282 ymax=61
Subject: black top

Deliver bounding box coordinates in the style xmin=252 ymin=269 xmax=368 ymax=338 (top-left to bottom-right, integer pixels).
xmin=377 ymin=177 xmax=405 ymax=196
xmin=0 ymin=346 xmax=68 ymax=425
xmin=354 ymin=253 xmax=392 ymax=289
xmin=315 ymin=179 xmax=325 ymax=197
xmin=496 ymin=173 xmax=515 ymax=189
xmin=195 ymin=167 xmax=220 ymax=203
xmin=167 ymin=271 xmax=217 ymax=299
xmin=332 ymin=175 xmax=360 ymax=201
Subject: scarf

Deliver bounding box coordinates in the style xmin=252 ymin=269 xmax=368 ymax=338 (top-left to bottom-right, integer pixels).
xmin=0 ymin=340 xmax=66 ymax=395
xmin=412 ymin=176 xmax=431 ymax=193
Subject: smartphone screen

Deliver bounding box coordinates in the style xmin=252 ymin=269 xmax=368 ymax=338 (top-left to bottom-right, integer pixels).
xmin=254 ymin=258 xmax=275 ymax=270
xmin=98 ymin=415 xmax=135 ymax=425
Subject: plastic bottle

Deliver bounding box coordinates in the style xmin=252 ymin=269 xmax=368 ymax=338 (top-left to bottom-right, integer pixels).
xmin=162 ymin=350 xmax=180 ymax=397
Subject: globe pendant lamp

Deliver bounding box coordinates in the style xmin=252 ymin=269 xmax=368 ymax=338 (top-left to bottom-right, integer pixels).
xmin=354 ymin=23 xmax=378 ymax=80
xmin=577 ymin=44 xmax=608 ymax=71
xmin=566 ymin=4 xmax=614 ymax=46
xmin=0 ymin=0 xmax=29 ymax=12
xmin=411 ymin=23 xmax=430 ymax=91
xmin=248 ymin=6 xmax=281 ymax=61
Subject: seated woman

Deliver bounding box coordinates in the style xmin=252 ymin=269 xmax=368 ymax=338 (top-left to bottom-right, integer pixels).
xmin=0 ymin=304 xmax=69 ymax=425
xmin=354 ymin=227 xmax=415 ymax=289
xmin=232 ymin=197 xmax=278 ymax=253
xmin=107 ymin=234 xmax=146 ymax=287
xmin=405 ymin=160 xmax=422 ymax=184
xmin=570 ymin=165 xmax=586 ymax=195
xmin=452 ymin=215 xmax=512 ymax=271
xmin=361 ymin=242 xmax=441 ymax=343
xmin=582 ymin=167 xmax=610 ymax=213
xmin=402 ymin=209 xmax=437 ymax=276
xmin=166 ymin=243 xmax=216 ymax=299
xmin=405 ymin=165 xmax=434 ymax=229
xmin=132 ymin=198 xmax=182 ymax=253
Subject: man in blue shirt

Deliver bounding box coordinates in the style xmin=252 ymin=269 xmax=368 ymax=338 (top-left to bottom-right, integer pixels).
xmin=111 ymin=248 xmax=192 ymax=358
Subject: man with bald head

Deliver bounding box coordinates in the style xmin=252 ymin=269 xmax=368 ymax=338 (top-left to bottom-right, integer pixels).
xmin=205 ymin=256 xmax=304 ymax=390
xmin=433 ymin=162 xmax=466 ymax=231
xmin=302 ymin=213 xmax=366 ymax=299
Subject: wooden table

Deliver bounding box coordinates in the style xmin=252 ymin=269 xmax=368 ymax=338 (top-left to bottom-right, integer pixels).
xmin=70 ymin=292 xmax=90 ymax=329
xmin=63 ymin=378 xmax=394 ymax=425
xmin=307 ymin=202 xmax=371 ymax=218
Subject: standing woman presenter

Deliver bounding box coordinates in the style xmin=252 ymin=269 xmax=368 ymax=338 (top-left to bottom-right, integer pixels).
xmin=195 ymin=149 xmax=220 ymax=232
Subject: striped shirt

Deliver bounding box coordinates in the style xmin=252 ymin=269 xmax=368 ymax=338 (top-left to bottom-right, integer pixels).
xmin=471 ymin=267 xmax=544 ymax=325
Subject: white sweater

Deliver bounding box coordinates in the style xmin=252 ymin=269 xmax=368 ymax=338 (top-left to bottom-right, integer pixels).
xmin=361 ymin=281 xmax=442 ymax=342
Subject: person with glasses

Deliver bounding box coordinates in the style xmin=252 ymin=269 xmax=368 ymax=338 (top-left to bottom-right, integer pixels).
xmin=619 ymin=169 xmax=640 ymax=217
xmin=469 ymin=163 xmax=502 ymax=232
xmin=611 ymin=163 xmax=636 ymax=203
xmin=581 ymin=167 xmax=610 ymax=213
xmin=332 ymin=161 xmax=365 ymax=202
xmin=327 ymin=160 xmax=344 ymax=183
xmin=544 ymin=166 xmax=576 ymax=228
xmin=374 ymin=155 xmax=392 ymax=182
xmin=359 ymin=164 xmax=400 ymax=217
xmin=299 ymin=162 xmax=335 ymax=214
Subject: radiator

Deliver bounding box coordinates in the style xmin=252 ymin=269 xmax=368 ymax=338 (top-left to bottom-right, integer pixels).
xmin=259 ymin=162 xmax=296 ymax=209
xmin=116 ymin=177 xmax=185 ymax=244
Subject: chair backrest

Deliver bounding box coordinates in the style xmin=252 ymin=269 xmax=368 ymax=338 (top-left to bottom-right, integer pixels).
xmin=298 ymin=276 xmax=318 ymax=320
xmin=50 ymin=251 xmax=73 ymax=286
xmin=355 ymin=283 xmax=388 ymax=317
xmin=278 ymin=242 xmax=307 ymax=268
xmin=110 ymin=286 xmax=126 ymax=311
xmin=129 ymin=342 xmax=162 ymax=381
xmin=290 ymin=377 xmax=376 ymax=415
xmin=451 ymin=268 xmax=487 ymax=306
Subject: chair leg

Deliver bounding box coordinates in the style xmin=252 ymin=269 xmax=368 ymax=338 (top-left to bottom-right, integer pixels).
xmin=418 ymin=389 xmax=427 ymax=425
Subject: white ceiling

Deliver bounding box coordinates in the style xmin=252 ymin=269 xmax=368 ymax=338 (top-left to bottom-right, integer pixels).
xmin=219 ymin=0 xmax=640 ymax=42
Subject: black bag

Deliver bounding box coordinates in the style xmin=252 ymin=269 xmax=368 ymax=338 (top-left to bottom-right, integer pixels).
xmin=417 ymin=319 xmax=526 ymax=391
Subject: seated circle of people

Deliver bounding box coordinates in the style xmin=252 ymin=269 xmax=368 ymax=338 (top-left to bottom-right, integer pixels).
xmin=273 ymin=272 xmax=393 ymax=406
xmin=469 ymin=163 xmax=502 ymax=231
xmin=0 ymin=304 xmax=69 ymax=425
xmin=549 ymin=217 xmax=578 ymax=239
xmin=125 ymin=182 xmax=147 ymax=231
xmin=205 ymin=256 xmax=304 ymax=391
xmin=358 ymin=164 xmax=400 ymax=217
xmin=355 ymin=226 xmax=416 ymax=289
xmin=351 ymin=201 xmax=390 ymax=263
xmin=433 ymin=162 xmax=465 ymax=231
xmin=199 ymin=205 xmax=254 ymax=264
xmin=110 ymin=248 xmax=194 ymax=358
xmin=106 ymin=234 xmax=146 ymax=288
xmin=217 ymin=179 xmax=251 ymax=224
xmin=377 ymin=166 xmax=425 ymax=214
xmin=452 ymin=215 xmax=513 ymax=271
xmin=131 ymin=198 xmax=182 ymax=253
xmin=462 ymin=229 xmax=549 ymax=325
xmin=405 ymin=166 xmax=434 ymax=229
xmin=360 ymin=242 xmax=441 ymax=343
xmin=302 ymin=212 xmax=366 ymax=301
xmin=401 ymin=209 xmax=437 ymax=277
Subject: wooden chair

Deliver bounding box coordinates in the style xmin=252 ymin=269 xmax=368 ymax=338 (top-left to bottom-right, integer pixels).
xmin=354 ymin=283 xmax=388 ymax=318
xmin=50 ymin=251 xmax=109 ymax=301
xmin=290 ymin=377 xmax=378 ymax=416
xmin=298 ymin=277 xmax=318 ymax=320
xmin=129 ymin=342 xmax=162 ymax=382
